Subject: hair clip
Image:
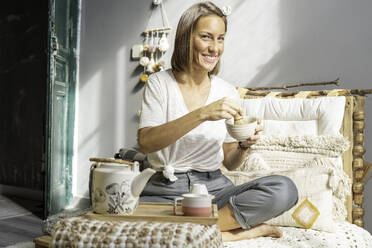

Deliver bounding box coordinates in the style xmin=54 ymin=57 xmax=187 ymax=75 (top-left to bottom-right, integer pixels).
xmin=222 ymin=5 xmax=232 ymax=16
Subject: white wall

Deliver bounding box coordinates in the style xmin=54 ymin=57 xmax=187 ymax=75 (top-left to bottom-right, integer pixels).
xmin=77 ymin=0 xmax=372 ymax=232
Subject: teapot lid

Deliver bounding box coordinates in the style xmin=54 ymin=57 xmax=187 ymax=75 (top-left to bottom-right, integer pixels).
xmin=97 ymin=162 xmax=139 ymax=172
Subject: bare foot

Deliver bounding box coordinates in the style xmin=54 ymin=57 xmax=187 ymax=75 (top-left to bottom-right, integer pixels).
xmin=221 ymin=224 xmax=282 ymax=242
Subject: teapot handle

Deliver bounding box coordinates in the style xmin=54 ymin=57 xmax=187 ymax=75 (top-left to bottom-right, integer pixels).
xmin=173 ymin=197 xmax=184 ymax=216
xmin=88 ymin=163 xmax=98 ymax=207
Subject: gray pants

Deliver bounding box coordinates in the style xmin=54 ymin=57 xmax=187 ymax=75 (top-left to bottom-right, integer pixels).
xmin=140 ymin=170 xmax=298 ymax=229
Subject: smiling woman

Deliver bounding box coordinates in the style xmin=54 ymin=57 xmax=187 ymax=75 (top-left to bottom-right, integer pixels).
xmin=171 ymin=2 xmax=227 ymax=75
xmin=137 ymin=1 xmax=298 ymax=242
xmin=192 ymin=15 xmax=225 ymax=73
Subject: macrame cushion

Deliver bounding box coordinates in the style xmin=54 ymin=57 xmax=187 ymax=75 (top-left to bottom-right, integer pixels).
xmin=50 ymin=216 xmax=223 ymax=248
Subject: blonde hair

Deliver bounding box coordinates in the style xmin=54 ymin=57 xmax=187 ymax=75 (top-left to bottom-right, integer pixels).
xmin=171 ymin=1 xmax=227 ymax=75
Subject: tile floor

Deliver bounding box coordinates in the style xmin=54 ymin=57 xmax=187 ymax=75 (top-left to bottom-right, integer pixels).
xmin=0 ymin=195 xmax=44 ymax=247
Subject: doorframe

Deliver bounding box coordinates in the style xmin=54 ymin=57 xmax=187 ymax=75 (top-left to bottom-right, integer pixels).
xmin=44 ymin=0 xmax=81 ymax=217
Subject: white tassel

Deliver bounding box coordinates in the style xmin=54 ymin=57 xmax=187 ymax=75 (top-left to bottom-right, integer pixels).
xmin=163 ymin=165 xmax=178 ymax=182
xmin=328 ymin=171 xmax=339 ymax=191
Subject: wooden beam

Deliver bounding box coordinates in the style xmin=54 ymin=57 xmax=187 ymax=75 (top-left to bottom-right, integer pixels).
xmin=244 ymin=78 xmax=340 ymax=91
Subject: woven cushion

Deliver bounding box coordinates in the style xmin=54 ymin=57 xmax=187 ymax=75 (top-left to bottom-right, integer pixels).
xmin=51 ymin=216 xmax=223 ymax=248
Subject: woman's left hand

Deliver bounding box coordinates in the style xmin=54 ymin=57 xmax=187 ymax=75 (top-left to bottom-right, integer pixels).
xmin=239 ymin=120 xmax=263 ymax=148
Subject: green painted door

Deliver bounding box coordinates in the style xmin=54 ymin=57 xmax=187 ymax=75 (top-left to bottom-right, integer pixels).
xmin=45 ymin=0 xmax=80 ymax=217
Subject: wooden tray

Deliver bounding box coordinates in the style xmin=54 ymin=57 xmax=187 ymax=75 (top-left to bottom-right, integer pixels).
xmin=34 ymin=235 xmax=51 ymax=248
xmin=85 ymin=202 xmax=218 ymax=225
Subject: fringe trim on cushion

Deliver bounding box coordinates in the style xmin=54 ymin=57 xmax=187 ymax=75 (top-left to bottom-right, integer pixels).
xmin=333 ymin=196 xmax=348 ymax=221
xmin=239 ymin=153 xmax=270 ymax=172
xmin=303 ymin=157 xmax=351 ymax=200
xmin=251 ymin=135 xmax=350 ymax=157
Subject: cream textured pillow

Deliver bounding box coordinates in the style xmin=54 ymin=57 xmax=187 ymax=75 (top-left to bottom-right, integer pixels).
xmin=223 ymin=167 xmax=335 ymax=232
xmin=265 ymin=168 xmax=334 ymax=232
xmin=240 ymin=96 xmax=346 ymax=135
xmin=235 ymin=135 xmax=351 ymax=221
xmin=239 ymin=135 xmax=349 ymax=172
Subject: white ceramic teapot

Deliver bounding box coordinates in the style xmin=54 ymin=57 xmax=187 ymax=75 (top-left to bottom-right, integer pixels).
xmin=90 ymin=158 xmax=155 ymax=215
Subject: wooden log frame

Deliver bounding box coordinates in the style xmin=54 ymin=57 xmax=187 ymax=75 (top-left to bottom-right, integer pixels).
xmin=352 ymin=96 xmax=366 ymax=227
xmin=237 ymin=87 xmax=372 ymax=228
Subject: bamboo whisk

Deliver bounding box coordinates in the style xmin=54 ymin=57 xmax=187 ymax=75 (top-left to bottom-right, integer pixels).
xmin=234 ymin=114 xmax=248 ymax=125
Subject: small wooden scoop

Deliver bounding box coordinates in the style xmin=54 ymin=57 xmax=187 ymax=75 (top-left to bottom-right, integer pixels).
xmin=234 ymin=114 xmax=248 ymax=125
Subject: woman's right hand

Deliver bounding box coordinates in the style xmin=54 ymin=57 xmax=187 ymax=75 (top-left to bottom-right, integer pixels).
xmin=199 ymin=97 xmax=242 ymax=121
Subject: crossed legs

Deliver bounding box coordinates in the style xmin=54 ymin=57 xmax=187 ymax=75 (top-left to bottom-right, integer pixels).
xmin=215 ymin=175 xmax=298 ymax=242
xmin=218 ymin=204 xmax=282 ymax=242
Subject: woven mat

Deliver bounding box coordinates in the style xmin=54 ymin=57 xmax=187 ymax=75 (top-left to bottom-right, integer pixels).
xmin=51 ymin=216 xmax=223 ymax=247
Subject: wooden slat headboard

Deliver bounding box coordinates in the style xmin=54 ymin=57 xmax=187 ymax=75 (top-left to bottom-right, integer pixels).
xmin=237 ymin=88 xmax=369 ymax=227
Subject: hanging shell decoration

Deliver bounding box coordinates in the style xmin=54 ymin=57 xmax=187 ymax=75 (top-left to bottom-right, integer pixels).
xmin=135 ymin=0 xmax=171 ymax=83
xmin=137 ymin=28 xmax=171 ymax=83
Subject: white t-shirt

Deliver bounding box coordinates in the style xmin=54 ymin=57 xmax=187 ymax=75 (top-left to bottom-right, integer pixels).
xmin=139 ymin=69 xmax=240 ymax=177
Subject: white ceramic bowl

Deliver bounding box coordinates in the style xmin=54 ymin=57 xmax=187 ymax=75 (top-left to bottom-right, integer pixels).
xmin=225 ymin=117 xmax=257 ymax=141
